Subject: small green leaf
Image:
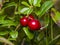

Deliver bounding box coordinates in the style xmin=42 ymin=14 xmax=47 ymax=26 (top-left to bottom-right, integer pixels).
xmin=33 ymin=0 xmax=41 ymax=7
xmin=20 ymin=7 xmax=29 ymax=13
xmin=35 ymin=1 xmax=54 ymax=17
xmin=21 ymin=1 xmax=30 ymax=7
xmin=0 ymin=15 xmax=6 ymax=20
xmin=8 ymin=38 xmax=16 ymax=41
xmin=10 ymin=31 xmax=18 ymax=38
xmin=1 ymin=20 xmax=17 ymax=26
xmin=0 ymin=15 xmax=6 ymax=24
xmin=2 ymin=2 xmax=16 ymax=10
xmin=28 ymin=0 xmax=33 ymax=5
xmin=51 ymin=8 xmax=60 ymax=27
xmin=55 ymin=12 xmax=60 ymax=20
xmin=18 ymin=6 xmax=23 ymax=14
xmin=27 ymin=8 xmax=33 ymax=14
xmin=20 ymin=7 xmax=33 ymax=14
xmin=23 ymin=27 xmax=34 ymax=39
xmin=0 ymin=31 xmax=8 ymax=35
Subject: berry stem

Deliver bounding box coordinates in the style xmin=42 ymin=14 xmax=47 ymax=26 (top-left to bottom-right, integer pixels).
xmin=26 ymin=14 xmax=29 ymax=17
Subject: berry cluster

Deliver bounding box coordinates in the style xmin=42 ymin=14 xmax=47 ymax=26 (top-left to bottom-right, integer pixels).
xmin=20 ymin=14 xmax=41 ymax=31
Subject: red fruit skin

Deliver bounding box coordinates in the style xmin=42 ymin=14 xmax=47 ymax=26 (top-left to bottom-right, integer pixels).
xmin=28 ymin=19 xmax=41 ymax=30
xmin=28 ymin=14 xmax=34 ymax=20
xmin=20 ymin=16 xmax=28 ymax=26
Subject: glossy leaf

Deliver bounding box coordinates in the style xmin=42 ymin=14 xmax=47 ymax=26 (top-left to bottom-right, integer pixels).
xmin=35 ymin=1 xmax=54 ymax=17
xmin=21 ymin=1 xmax=30 ymax=7
xmin=33 ymin=0 xmax=41 ymax=7
xmin=28 ymin=0 xmax=33 ymax=5
xmin=20 ymin=7 xmax=33 ymax=14
xmin=20 ymin=7 xmax=29 ymax=13
xmin=10 ymin=31 xmax=18 ymax=38
xmin=23 ymin=27 xmax=34 ymax=39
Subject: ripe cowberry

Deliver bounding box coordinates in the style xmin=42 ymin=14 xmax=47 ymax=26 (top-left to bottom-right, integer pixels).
xmin=20 ymin=16 xmax=28 ymax=26
xmin=28 ymin=19 xmax=41 ymax=30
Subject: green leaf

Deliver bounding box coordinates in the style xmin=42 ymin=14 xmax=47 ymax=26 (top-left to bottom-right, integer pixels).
xmin=18 ymin=6 xmax=23 ymax=14
xmin=20 ymin=7 xmax=33 ymax=14
xmin=2 ymin=2 xmax=16 ymax=10
xmin=55 ymin=12 xmax=60 ymax=20
xmin=35 ymin=1 xmax=54 ymax=17
xmin=0 ymin=15 xmax=6 ymax=20
xmin=0 ymin=31 xmax=8 ymax=35
xmin=21 ymin=1 xmax=30 ymax=7
xmin=0 ymin=15 xmax=6 ymax=24
xmin=51 ymin=8 xmax=60 ymax=27
xmin=28 ymin=0 xmax=33 ymax=5
xmin=27 ymin=8 xmax=33 ymax=14
xmin=1 ymin=20 xmax=17 ymax=26
xmin=8 ymin=38 xmax=16 ymax=41
xmin=20 ymin=7 xmax=29 ymax=13
xmin=33 ymin=0 xmax=41 ymax=7
xmin=23 ymin=27 xmax=34 ymax=39
xmin=10 ymin=31 xmax=18 ymax=38
xmin=52 ymin=8 xmax=60 ymax=20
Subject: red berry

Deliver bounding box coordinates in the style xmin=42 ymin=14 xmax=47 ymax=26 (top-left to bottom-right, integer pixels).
xmin=28 ymin=19 xmax=41 ymax=30
xmin=20 ymin=16 xmax=28 ymax=26
xmin=28 ymin=14 xmax=34 ymax=20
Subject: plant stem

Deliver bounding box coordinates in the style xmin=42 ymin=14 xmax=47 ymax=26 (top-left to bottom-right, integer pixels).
xmin=51 ymin=19 xmax=53 ymax=40
xmin=46 ymin=28 xmax=48 ymax=45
